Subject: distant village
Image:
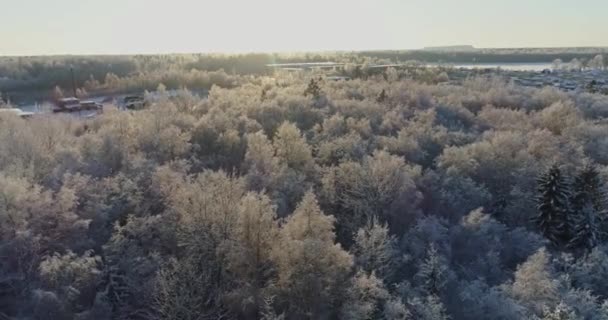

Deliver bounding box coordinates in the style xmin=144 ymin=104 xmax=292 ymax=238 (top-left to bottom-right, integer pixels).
xmin=444 ymin=66 xmax=608 ymax=94
xmin=507 ymin=69 xmax=608 ymax=94
xmin=268 ymin=60 xmax=608 ymax=95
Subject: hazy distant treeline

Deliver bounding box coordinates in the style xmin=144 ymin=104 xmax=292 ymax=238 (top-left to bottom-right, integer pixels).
xmin=362 ymin=49 xmax=608 ymax=64
xmin=2 ymin=49 xmax=607 ymax=101
xmin=0 ymin=55 xmax=263 ymax=99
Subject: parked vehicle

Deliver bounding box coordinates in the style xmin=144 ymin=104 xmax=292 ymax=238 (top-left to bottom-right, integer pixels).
xmin=123 ymin=95 xmax=147 ymax=110
xmin=53 ymin=97 xmax=102 ymax=113
xmin=0 ymin=108 xmax=35 ymax=118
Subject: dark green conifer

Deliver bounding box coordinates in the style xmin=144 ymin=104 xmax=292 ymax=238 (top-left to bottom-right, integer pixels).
xmin=569 ymin=165 xmax=605 ymax=250
xmin=260 ymin=88 xmax=267 ymax=101
xmin=304 ymin=78 xmax=321 ymax=99
xmin=536 ymin=165 xmax=571 ymax=246
xmin=376 ymin=89 xmax=387 ymax=103
xmin=569 ymin=204 xmax=599 ymax=251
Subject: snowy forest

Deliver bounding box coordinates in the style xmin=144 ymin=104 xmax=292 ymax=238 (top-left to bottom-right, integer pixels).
xmin=3 ymin=64 xmax=608 ymax=320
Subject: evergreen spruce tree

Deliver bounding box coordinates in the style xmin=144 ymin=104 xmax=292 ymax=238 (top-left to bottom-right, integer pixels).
xmin=536 ymin=165 xmax=571 ymax=247
xmin=571 ymin=165 xmax=604 ymax=214
xmin=260 ymin=88 xmax=268 ymax=101
xmin=569 ymin=165 xmax=605 ymax=250
xmin=376 ymin=89 xmax=387 ymax=103
xmin=303 ymin=78 xmax=321 ymax=99
xmin=353 ymin=66 xmax=363 ymax=79
xmin=569 ymin=204 xmax=599 ymax=251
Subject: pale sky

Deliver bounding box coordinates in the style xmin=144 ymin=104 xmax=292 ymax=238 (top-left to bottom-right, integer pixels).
xmin=1 ymin=0 xmax=607 ymax=55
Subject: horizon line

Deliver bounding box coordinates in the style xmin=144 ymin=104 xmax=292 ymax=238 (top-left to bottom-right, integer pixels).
xmin=2 ymin=45 xmax=608 ymax=58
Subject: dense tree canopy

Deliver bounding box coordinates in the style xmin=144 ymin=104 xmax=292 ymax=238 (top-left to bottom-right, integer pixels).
xmin=2 ymin=62 xmax=608 ymax=319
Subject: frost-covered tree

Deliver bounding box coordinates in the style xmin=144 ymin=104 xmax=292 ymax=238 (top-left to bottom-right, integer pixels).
xmin=75 ymin=87 xmax=88 ymax=99
xmin=321 ymin=150 xmax=422 ymax=240
xmin=550 ymin=59 xmax=563 ymax=71
xmin=452 ymin=208 xmax=544 ymax=284
xmin=588 ymin=55 xmax=605 ymax=70
xmin=537 ymin=102 xmax=581 ymax=136
xmin=415 ymin=244 xmax=451 ymax=296
xmin=541 ymin=302 xmax=582 ymax=320
xmin=154 ymin=257 xmax=227 ymax=320
xmin=409 ymin=295 xmax=449 ymax=320
xmin=38 ymin=250 xmax=103 ymax=317
xmin=386 ymin=68 xmax=399 ymax=82
xmin=383 ymin=297 xmax=411 ymax=320
xmin=52 ymin=86 xmax=65 ymax=102
xmin=456 ymin=280 xmax=525 ymax=320
xmin=271 ymin=191 xmax=353 ymax=318
xmin=273 ymin=122 xmax=313 ymax=172
xmin=570 ymin=245 xmax=608 ymax=298
xmin=224 ymin=192 xmax=279 ymax=317
xmin=352 ymin=218 xmax=399 ymax=281
xmin=243 ymin=131 xmax=284 ymax=192
xmin=103 ymin=214 xmax=173 ymax=318
xmin=260 ymin=296 xmax=285 ymax=320
xmin=568 ymin=58 xmax=583 ymax=72
xmin=153 ymin=170 xmax=246 ymax=317
xmin=510 ymin=248 xmax=559 ymax=315
xmin=340 ymin=271 xmax=389 ymax=320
